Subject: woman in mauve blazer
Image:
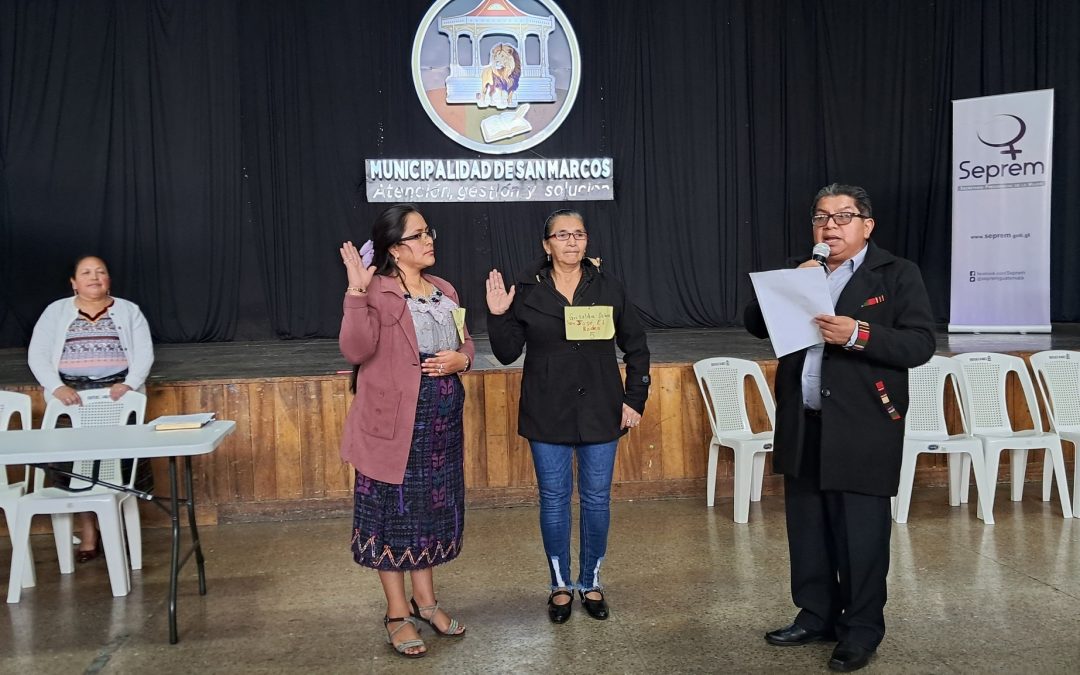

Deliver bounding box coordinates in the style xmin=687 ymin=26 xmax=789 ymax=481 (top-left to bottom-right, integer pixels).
xmin=338 ymin=204 xmax=474 ymax=659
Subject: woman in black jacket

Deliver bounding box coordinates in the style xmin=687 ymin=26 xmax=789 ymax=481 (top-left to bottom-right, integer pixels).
xmin=486 ymin=209 xmax=650 ymax=623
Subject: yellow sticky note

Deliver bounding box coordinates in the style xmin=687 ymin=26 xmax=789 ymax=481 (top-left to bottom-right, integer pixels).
xmin=451 ymin=307 xmax=466 ymax=343
xmin=564 ymin=305 xmax=615 ymax=340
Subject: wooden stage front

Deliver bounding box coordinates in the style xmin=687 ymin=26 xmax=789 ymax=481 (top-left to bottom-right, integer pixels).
xmin=1 ymin=327 xmax=1077 ymax=528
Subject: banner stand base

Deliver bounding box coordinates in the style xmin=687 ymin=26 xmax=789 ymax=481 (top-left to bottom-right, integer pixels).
xmin=948 ymin=324 xmax=1052 ymax=334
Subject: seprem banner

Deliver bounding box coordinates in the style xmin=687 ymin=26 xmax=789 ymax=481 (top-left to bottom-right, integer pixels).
xmin=949 ymin=89 xmax=1054 ymax=333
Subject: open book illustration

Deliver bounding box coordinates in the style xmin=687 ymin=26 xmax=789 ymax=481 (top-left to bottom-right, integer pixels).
xmin=150 ymin=413 xmax=216 ymax=431
xmin=481 ymin=103 xmax=532 ymax=143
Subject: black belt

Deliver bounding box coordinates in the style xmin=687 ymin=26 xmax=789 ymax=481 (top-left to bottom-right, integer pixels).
xmin=60 ymin=369 xmax=129 ymax=390
xmin=804 ymin=408 xmax=821 ymax=417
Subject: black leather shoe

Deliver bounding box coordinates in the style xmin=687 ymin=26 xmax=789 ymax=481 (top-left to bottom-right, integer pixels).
xmin=547 ymin=589 xmax=573 ymax=624
xmin=579 ymin=589 xmax=609 ymax=620
xmin=764 ymin=622 xmax=836 ymax=646
xmin=828 ymin=642 xmax=875 ymax=672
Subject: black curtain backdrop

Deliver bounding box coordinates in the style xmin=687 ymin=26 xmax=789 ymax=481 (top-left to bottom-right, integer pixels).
xmin=1 ymin=0 xmax=1079 ymax=346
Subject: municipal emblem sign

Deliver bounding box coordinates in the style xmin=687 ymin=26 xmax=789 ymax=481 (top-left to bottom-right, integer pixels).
xmin=412 ymin=0 xmax=582 ymax=154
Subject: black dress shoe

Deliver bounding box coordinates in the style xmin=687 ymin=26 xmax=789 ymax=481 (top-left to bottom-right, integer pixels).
xmin=547 ymin=589 xmax=573 ymax=624
xmin=764 ymin=622 xmax=836 ymax=646
xmin=828 ymin=642 xmax=875 ymax=672
xmin=578 ymin=589 xmax=609 ymax=620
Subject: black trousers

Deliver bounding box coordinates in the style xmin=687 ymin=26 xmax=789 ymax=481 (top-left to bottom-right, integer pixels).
xmin=784 ymin=411 xmax=892 ymax=650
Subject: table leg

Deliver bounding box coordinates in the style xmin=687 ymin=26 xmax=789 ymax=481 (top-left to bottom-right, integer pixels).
xmin=184 ymin=456 xmax=207 ymax=595
xmin=168 ymin=456 xmax=180 ymax=645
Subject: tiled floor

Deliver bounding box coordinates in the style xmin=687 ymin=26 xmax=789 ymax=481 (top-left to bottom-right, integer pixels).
xmin=3 ymin=487 xmax=1079 ymax=673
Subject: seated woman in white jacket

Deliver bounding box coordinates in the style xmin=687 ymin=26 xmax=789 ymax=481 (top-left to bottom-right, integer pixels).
xmin=27 ymin=255 xmax=154 ymax=562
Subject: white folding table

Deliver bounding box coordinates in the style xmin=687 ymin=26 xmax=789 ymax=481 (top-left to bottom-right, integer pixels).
xmin=0 ymin=420 xmax=235 ymax=643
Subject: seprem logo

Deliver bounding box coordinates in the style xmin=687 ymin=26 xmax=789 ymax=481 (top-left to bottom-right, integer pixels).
xmin=977 ymin=114 xmax=1026 ymax=160
xmin=957 ymin=113 xmax=1045 ymax=187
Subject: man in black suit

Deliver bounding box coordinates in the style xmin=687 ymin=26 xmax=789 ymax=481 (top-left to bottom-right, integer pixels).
xmin=745 ymin=184 xmax=935 ymax=672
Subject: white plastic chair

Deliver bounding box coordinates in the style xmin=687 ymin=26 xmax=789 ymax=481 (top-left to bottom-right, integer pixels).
xmin=693 ymin=357 xmax=776 ymax=523
xmin=893 ymin=356 xmax=994 ymax=524
xmin=1029 ymin=350 xmax=1080 ymax=518
xmin=952 ymin=353 xmax=1072 ymax=519
xmin=0 ymin=392 xmax=36 ymax=590
xmin=7 ymin=389 xmax=147 ymax=603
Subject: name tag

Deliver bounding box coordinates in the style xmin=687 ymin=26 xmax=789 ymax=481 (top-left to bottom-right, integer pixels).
xmin=451 ymin=307 xmax=466 ymax=343
xmin=564 ymin=306 xmax=615 ymax=340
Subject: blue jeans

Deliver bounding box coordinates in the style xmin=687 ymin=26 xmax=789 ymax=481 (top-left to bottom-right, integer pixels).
xmin=529 ymin=440 xmax=619 ymax=592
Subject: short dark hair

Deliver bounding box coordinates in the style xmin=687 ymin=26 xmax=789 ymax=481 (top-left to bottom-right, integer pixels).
xmin=812 ymin=183 xmax=872 ymax=218
xmin=543 ymin=208 xmax=584 ymax=238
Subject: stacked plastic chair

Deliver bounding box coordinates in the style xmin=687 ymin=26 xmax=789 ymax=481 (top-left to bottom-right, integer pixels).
xmin=893 ymin=356 xmax=994 ymax=524
xmin=0 ymin=392 xmax=36 ymax=591
xmin=951 ymin=353 xmax=1072 ymax=520
xmin=692 ymin=357 xmax=776 ymax=523
xmin=1028 ymin=350 xmax=1080 ymax=518
xmin=7 ymin=389 xmax=147 ymax=603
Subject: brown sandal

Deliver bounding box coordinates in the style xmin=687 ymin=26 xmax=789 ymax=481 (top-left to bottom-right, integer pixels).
xmin=410 ymin=598 xmax=465 ymax=637
xmin=383 ymin=615 xmax=426 ymax=658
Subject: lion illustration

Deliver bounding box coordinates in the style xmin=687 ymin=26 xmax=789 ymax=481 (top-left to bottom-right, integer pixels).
xmin=476 ymin=43 xmax=521 ymax=110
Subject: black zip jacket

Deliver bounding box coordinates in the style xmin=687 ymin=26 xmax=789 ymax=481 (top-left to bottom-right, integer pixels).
xmin=487 ymin=258 xmax=651 ymax=444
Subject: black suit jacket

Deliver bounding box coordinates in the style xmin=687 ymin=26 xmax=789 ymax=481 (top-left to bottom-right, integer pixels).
xmin=745 ymin=241 xmax=935 ymax=496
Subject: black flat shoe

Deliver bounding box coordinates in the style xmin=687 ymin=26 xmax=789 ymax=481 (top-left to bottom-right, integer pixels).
xmin=75 ymin=537 xmax=103 ymax=564
xmin=547 ymin=589 xmax=573 ymax=624
xmin=764 ymin=622 xmax=836 ymax=646
xmin=828 ymin=642 xmax=875 ymax=672
xmin=578 ymin=589 xmax=609 ymax=620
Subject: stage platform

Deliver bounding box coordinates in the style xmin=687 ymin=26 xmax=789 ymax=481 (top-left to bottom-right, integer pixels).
xmin=3 ymin=325 xmax=1078 ymax=384
xmin=1 ymin=326 xmax=1077 ymax=530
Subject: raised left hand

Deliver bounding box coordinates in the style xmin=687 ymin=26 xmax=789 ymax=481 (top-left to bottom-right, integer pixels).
xmin=621 ymin=403 xmax=642 ymax=429
xmin=815 ymin=314 xmax=858 ymax=345
xmin=422 ymin=350 xmax=469 ymax=377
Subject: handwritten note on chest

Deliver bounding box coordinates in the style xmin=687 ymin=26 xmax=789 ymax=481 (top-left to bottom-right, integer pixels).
xmin=451 ymin=307 xmax=466 ymax=343
xmin=564 ymin=305 xmax=615 ymax=340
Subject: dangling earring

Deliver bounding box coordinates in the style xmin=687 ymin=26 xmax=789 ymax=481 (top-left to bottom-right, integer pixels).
xmin=546 ymin=253 xmax=551 ymax=262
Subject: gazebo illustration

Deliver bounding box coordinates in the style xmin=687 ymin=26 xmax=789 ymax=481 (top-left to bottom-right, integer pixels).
xmin=440 ymin=0 xmax=558 ymax=107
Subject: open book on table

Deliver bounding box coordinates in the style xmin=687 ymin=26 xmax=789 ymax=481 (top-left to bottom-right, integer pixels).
xmin=149 ymin=413 xmax=216 ymax=431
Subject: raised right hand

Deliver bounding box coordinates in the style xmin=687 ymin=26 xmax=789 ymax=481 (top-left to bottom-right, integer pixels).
xmin=340 ymin=241 xmax=376 ymax=291
xmin=485 ymin=269 xmax=516 ymax=315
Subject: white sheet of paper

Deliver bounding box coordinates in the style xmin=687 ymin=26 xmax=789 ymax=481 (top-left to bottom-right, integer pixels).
xmin=749 ymin=267 xmax=834 ymax=358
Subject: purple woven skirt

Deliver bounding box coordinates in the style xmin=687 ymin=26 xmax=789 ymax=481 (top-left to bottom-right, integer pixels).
xmin=351 ymin=369 xmax=465 ymax=571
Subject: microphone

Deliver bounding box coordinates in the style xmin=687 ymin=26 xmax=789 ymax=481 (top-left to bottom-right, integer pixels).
xmin=811 ymin=242 xmax=830 ymax=267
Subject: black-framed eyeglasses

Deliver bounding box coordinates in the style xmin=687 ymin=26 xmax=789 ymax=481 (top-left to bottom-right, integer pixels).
xmin=399 ymin=228 xmax=437 ymax=243
xmin=811 ymin=212 xmax=867 ymax=228
xmin=545 ymin=230 xmax=588 ymax=241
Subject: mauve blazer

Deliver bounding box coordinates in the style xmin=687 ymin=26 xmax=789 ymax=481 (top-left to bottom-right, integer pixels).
xmin=339 ymin=273 xmax=474 ymax=485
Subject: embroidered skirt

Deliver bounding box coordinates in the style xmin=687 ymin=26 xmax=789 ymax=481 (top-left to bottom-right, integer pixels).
xmin=351 ymin=370 xmax=465 ymax=571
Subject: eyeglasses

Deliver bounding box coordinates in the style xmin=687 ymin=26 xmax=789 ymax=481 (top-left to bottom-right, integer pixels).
xmin=811 ymin=212 xmax=867 ymax=228
xmin=545 ymin=230 xmax=588 ymax=241
xmin=399 ymin=228 xmax=437 ymax=243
